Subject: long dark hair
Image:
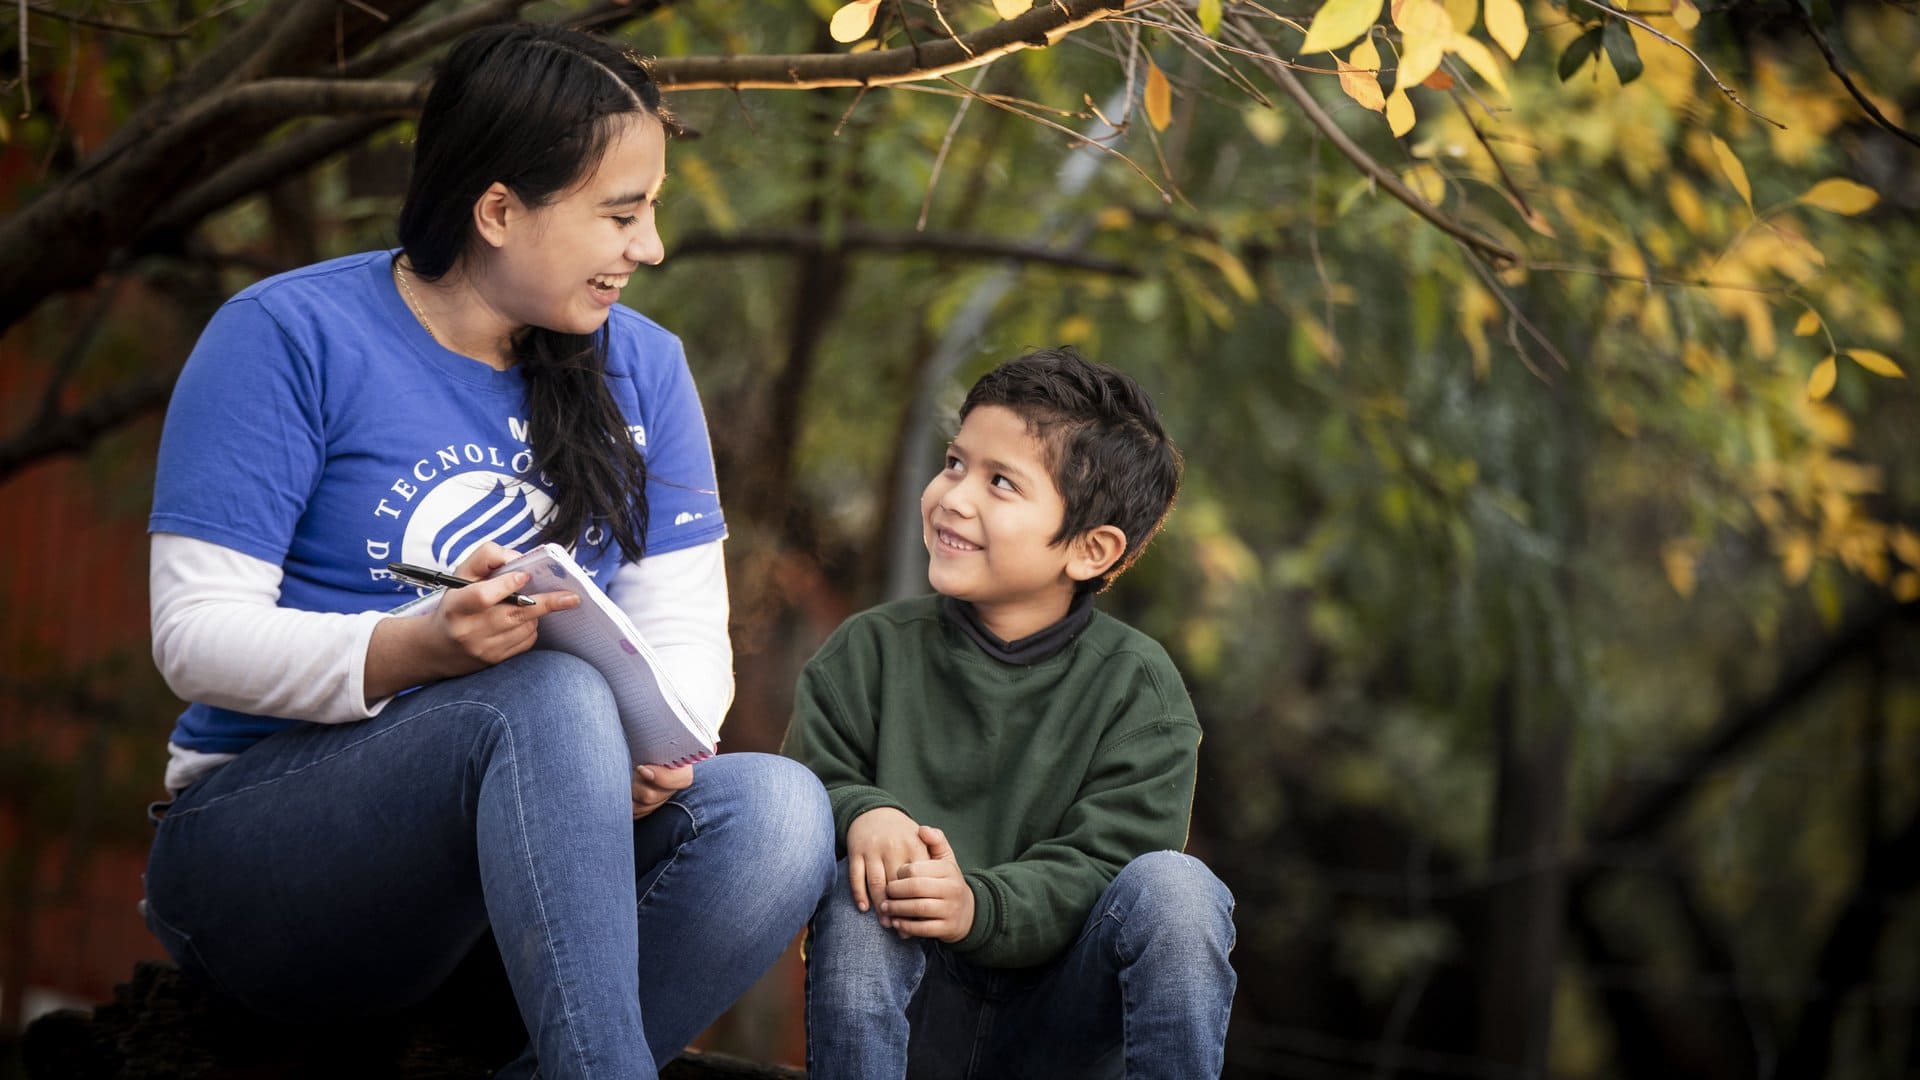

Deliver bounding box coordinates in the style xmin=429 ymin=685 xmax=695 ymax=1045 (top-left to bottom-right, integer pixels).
xmin=397 ymin=24 xmax=671 ymax=562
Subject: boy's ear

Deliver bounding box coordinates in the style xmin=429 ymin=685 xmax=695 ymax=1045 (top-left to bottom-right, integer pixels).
xmin=1066 ymin=525 xmax=1128 ymax=585
xmin=472 ymin=182 xmax=516 ymax=248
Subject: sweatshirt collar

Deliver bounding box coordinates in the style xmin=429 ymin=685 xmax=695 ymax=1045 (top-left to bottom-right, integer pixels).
xmin=941 ymin=591 xmax=1095 ymax=665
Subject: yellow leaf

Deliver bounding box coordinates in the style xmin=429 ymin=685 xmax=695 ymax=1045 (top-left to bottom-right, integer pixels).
xmin=1443 ymin=0 xmax=1478 ymax=34
xmin=1662 ymin=541 xmax=1698 ymax=598
xmin=1386 ymin=85 xmax=1416 ymax=135
xmin=1402 ymin=164 xmax=1446 ymax=203
xmin=1446 ymin=31 xmax=1508 ymax=97
xmin=829 ymin=0 xmax=881 ymax=43
xmin=1304 ymin=0 xmax=1385 ymax=54
xmin=1337 ymin=63 xmax=1386 ymax=111
xmin=1793 ymin=310 xmax=1820 ymax=336
xmin=1483 ymin=0 xmax=1528 ymax=59
xmin=849 ymin=38 xmax=880 ymax=53
xmin=1095 ymin=206 xmax=1134 ymax=230
xmin=992 ymin=0 xmax=1033 ymax=18
xmin=1057 ymin=313 xmax=1095 ymax=343
xmin=1243 ymin=107 xmax=1287 ymax=145
xmin=1709 ymin=135 xmax=1752 ymax=212
xmin=1144 ymin=59 xmax=1173 ymax=131
xmin=1392 ymin=0 xmax=1453 ymax=86
xmin=1893 ymin=527 xmax=1920 ymax=570
xmin=1198 ymin=0 xmax=1224 ymax=35
xmin=1845 ymin=348 xmax=1905 ymax=377
xmin=1338 ymin=39 xmax=1387 ymax=112
xmin=1808 ymin=355 xmax=1838 ymax=401
xmin=1896 ymin=572 xmax=1920 ymax=604
xmin=1782 ymin=534 xmax=1814 ymax=585
xmin=1189 ymin=240 xmax=1261 ymax=301
xmin=1351 ymin=34 xmax=1383 ymax=71
xmin=1671 ymin=0 xmax=1700 ymax=28
xmin=1799 ymin=178 xmax=1880 ymax=215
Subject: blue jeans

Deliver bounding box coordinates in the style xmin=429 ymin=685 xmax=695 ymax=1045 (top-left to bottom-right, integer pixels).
xmin=805 ymin=850 xmax=1237 ymax=1080
xmin=143 ymin=650 xmax=834 ymax=1080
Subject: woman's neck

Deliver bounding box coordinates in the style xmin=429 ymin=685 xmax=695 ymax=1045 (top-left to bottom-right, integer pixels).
xmin=396 ymin=259 xmax=519 ymax=370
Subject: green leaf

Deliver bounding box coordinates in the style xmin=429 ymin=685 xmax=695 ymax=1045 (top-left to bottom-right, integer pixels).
xmin=1557 ymin=28 xmax=1603 ymax=81
xmin=1602 ymin=20 xmax=1643 ymax=84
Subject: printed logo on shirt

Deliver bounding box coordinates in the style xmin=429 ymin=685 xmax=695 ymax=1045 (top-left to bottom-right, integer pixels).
xmin=403 ymin=472 xmax=552 ymax=569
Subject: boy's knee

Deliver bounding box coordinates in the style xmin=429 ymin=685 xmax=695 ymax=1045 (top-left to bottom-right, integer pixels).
xmin=1115 ymin=851 xmax=1234 ymax=940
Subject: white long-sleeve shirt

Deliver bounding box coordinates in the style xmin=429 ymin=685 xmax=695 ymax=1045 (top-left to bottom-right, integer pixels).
xmin=151 ymin=531 xmax=734 ymax=794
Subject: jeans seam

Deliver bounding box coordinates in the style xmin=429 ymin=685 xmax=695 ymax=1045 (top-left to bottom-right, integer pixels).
xmin=498 ymin=717 xmax=596 ymax=1080
xmin=144 ymin=898 xmax=244 ymax=1005
xmin=162 ymin=698 xmax=492 ymax=821
xmin=634 ymin=799 xmax=697 ymax=911
xmin=1108 ymin=910 xmax=1134 ymax=1080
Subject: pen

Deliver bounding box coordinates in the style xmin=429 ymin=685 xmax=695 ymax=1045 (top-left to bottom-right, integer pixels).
xmin=387 ymin=562 xmax=538 ymax=607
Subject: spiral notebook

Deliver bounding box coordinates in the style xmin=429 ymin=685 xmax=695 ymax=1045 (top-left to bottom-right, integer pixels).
xmin=492 ymin=544 xmax=718 ymax=768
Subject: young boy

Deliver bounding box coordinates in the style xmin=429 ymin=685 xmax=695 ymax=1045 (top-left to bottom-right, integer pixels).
xmin=781 ymin=348 xmax=1235 ymax=1079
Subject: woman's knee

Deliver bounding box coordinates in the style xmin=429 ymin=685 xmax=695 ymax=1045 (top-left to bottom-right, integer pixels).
xmin=686 ymin=753 xmax=833 ymax=884
xmin=453 ymin=650 xmax=629 ymax=797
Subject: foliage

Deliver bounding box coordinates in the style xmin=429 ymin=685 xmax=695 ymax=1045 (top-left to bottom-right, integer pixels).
xmin=3 ymin=0 xmax=1918 ymax=1074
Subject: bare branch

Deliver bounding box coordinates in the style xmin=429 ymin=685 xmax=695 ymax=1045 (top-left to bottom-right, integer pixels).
xmin=919 ymin=65 xmax=989 ymax=230
xmin=648 ymin=0 xmax=1127 ymax=91
xmin=0 ymin=373 xmax=176 ymax=485
xmin=669 ymin=224 xmax=1139 ymax=276
xmin=337 ymin=0 xmax=531 ymax=77
xmin=1590 ymin=602 xmax=1911 ymax=851
xmin=145 ymin=115 xmax=400 ymax=238
xmin=1794 ymin=1 xmax=1920 ymax=149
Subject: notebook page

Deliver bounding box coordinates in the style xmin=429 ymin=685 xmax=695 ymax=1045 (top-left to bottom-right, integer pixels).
xmin=504 ymin=546 xmax=717 ymax=767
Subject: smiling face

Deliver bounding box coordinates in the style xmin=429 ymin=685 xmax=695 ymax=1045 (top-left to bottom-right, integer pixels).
xmin=921 ymin=404 xmax=1096 ymax=640
xmin=478 ymin=112 xmax=667 ymax=337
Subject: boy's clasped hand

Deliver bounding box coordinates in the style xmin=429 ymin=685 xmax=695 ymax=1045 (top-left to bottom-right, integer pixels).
xmin=846 ymin=807 xmax=977 ymax=942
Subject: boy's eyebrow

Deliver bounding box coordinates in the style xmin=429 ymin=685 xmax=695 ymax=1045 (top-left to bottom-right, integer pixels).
xmin=979 ymin=455 xmax=1037 ymax=486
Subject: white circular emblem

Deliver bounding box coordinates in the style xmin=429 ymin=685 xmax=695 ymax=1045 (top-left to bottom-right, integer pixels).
xmin=401 ymin=471 xmax=554 ymax=569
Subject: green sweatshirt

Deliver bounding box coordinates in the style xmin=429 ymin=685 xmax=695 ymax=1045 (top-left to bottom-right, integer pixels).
xmin=781 ymin=595 xmax=1201 ymax=968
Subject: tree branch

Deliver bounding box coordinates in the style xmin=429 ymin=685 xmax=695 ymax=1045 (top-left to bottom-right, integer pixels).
xmin=337 ymin=0 xmax=534 ymax=77
xmin=1590 ymin=601 xmax=1912 ymax=851
xmin=1568 ymin=0 xmax=1783 ymax=129
xmin=1794 ymin=0 xmax=1920 ymax=150
xmin=668 ymin=224 xmax=1139 ymax=276
xmin=143 ymin=115 xmax=400 ymax=239
xmin=0 ymin=373 xmax=176 ymax=485
xmin=648 ymin=0 xmax=1127 ymax=91
xmin=1238 ymin=29 xmax=1520 ymax=267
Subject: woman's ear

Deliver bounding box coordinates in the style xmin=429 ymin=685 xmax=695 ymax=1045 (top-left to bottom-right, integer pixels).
xmin=1066 ymin=525 xmax=1128 ymax=586
xmin=472 ymin=182 xmax=516 ymax=248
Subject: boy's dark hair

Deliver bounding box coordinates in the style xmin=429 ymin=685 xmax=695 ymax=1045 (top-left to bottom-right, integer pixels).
xmin=961 ymin=347 xmax=1182 ymax=592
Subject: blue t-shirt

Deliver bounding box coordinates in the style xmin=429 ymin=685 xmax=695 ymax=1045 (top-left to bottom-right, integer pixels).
xmin=150 ymin=250 xmax=727 ymax=754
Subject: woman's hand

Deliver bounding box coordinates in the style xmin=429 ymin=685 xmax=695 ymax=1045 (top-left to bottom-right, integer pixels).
xmin=364 ymin=543 xmax=581 ymax=700
xmin=632 ymin=763 xmax=693 ymax=819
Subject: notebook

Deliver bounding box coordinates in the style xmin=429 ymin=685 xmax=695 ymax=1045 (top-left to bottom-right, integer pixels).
xmin=493 ymin=544 xmax=718 ymax=768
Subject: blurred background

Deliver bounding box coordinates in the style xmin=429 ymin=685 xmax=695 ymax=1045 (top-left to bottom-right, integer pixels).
xmin=1 ymin=1 xmax=1916 ymax=1076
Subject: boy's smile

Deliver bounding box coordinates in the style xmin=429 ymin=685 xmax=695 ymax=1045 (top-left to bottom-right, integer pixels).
xmin=921 ymin=404 xmax=1081 ymax=641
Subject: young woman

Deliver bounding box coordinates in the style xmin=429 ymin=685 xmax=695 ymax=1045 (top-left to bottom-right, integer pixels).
xmin=141 ymin=25 xmax=832 ymax=1078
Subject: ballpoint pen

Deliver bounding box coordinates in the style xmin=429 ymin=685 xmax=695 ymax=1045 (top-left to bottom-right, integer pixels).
xmin=386 ymin=562 xmax=538 ymax=607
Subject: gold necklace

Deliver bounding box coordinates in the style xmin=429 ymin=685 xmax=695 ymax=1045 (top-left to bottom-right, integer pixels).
xmin=393 ymin=260 xmax=440 ymax=344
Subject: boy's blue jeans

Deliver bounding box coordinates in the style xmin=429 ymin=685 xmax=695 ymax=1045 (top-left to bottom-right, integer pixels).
xmin=142 ymin=650 xmax=834 ymax=1080
xmin=805 ymin=850 xmax=1237 ymax=1080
